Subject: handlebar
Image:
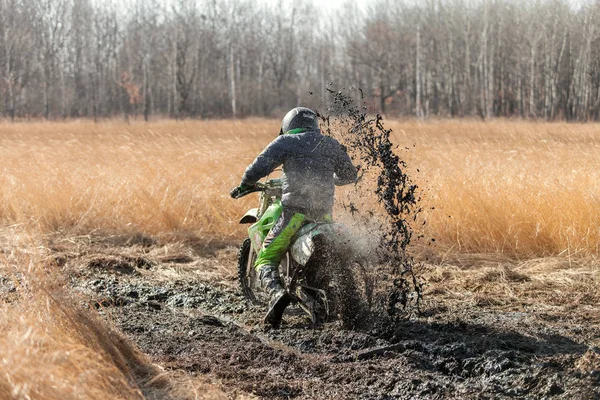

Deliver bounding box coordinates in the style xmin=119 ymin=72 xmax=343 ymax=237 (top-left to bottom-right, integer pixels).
xmin=231 ymin=179 xmax=282 ymax=199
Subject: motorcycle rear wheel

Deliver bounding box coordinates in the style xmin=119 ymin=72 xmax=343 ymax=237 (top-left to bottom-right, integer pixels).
xmin=308 ymin=252 xmax=373 ymax=329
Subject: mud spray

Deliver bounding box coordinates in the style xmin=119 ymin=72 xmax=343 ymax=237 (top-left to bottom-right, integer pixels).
xmin=318 ymin=88 xmax=424 ymax=320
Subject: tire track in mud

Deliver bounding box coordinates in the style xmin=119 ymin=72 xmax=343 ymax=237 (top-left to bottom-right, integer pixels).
xmin=68 ymin=253 xmax=600 ymax=400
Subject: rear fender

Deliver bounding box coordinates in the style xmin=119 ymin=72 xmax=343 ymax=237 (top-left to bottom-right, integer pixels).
xmin=290 ymin=230 xmax=316 ymax=266
xmin=290 ymin=223 xmax=347 ymax=266
xmin=239 ymin=208 xmax=259 ymax=224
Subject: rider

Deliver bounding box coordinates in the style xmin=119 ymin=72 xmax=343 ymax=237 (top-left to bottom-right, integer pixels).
xmin=230 ymin=107 xmax=357 ymax=327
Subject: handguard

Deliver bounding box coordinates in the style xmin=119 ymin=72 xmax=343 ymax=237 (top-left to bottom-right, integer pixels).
xmin=230 ymin=183 xmax=265 ymax=199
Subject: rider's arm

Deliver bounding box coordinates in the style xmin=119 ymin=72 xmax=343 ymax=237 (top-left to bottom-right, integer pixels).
xmin=241 ymin=136 xmax=287 ymax=186
xmin=333 ymin=143 xmax=358 ymax=186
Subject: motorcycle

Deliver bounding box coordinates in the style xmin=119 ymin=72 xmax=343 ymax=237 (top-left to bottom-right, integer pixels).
xmin=233 ymin=178 xmax=372 ymax=326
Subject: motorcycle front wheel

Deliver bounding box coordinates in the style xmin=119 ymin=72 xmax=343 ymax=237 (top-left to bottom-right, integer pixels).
xmin=237 ymin=238 xmax=262 ymax=305
xmin=237 ymin=238 xmax=291 ymax=305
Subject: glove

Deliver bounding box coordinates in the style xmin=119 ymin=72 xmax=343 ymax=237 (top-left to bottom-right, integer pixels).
xmin=230 ymin=184 xmax=251 ymax=199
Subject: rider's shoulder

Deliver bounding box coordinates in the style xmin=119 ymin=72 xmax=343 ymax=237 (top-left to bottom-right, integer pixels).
xmin=268 ymin=135 xmax=288 ymax=146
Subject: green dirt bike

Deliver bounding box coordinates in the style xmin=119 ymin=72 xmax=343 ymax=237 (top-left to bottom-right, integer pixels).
xmin=233 ymin=178 xmax=373 ymax=327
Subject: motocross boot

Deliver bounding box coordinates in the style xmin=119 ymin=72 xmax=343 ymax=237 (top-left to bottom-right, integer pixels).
xmin=259 ymin=265 xmax=291 ymax=328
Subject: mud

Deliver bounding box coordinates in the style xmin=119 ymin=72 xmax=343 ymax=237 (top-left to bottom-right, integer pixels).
xmin=318 ymin=90 xmax=423 ymax=315
xmin=34 ymin=242 xmax=598 ymax=399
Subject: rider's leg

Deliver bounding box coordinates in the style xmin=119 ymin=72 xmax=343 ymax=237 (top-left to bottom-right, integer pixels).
xmin=255 ymin=209 xmax=306 ymax=327
xmin=255 ymin=211 xmax=306 ymax=272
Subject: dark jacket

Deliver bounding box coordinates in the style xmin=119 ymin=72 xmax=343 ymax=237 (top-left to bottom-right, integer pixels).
xmin=241 ymin=129 xmax=357 ymax=217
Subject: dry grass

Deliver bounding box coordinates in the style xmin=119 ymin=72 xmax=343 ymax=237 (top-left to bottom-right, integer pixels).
xmin=424 ymin=253 xmax=600 ymax=308
xmin=1 ymin=118 xmax=599 ymax=258
xmin=0 ymin=119 xmax=272 ymax=244
xmin=0 ymin=238 xmax=227 ymax=400
xmin=0 ymin=118 xmax=599 ymax=398
xmin=386 ymin=119 xmax=600 ymax=258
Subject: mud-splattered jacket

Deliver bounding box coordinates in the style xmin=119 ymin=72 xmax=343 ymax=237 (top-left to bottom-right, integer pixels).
xmin=241 ymin=129 xmax=357 ymax=217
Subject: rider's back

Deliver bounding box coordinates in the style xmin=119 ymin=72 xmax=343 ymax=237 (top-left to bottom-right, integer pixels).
xmin=241 ymin=129 xmax=356 ymax=218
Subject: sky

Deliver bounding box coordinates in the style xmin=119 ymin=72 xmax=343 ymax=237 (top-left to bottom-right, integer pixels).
xmin=311 ymin=0 xmax=369 ymax=10
xmin=262 ymin=0 xmax=370 ymax=13
xmin=262 ymin=0 xmax=591 ymax=12
xmin=262 ymin=0 xmax=588 ymax=13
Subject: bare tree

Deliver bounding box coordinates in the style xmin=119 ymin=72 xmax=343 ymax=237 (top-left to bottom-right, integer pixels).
xmin=171 ymin=0 xmax=198 ymax=118
xmin=0 ymin=0 xmax=34 ymax=119
xmin=0 ymin=0 xmax=598 ymax=121
xmin=31 ymin=0 xmax=71 ymax=119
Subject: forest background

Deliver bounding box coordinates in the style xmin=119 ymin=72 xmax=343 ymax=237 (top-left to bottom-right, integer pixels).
xmin=1 ymin=0 xmax=600 ymax=122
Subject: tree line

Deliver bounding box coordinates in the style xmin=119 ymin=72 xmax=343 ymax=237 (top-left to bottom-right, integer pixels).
xmin=1 ymin=0 xmax=599 ymax=121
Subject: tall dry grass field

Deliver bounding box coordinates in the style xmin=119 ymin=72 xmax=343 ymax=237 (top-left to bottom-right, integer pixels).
xmin=0 ymin=118 xmax=599 ymax=258
xmin=1 ymin=118 xmax=599 ymax=398
xmin=0 ymin=119 xmax=274 ymax=244
xmin=393 ymin=119 xmax=600 ymax=258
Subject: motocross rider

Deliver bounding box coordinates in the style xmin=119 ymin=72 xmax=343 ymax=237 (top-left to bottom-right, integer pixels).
xmin=230 ymin=107 xmax=357 ymax=327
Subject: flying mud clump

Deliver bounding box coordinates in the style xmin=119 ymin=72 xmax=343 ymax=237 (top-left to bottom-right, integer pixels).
xmin=319 ymin=89 xmax=423 ymax=318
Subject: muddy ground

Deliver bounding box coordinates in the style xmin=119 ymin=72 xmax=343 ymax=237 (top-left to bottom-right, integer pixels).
xmin=37 ymin=239 xmax=600 ymax=399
